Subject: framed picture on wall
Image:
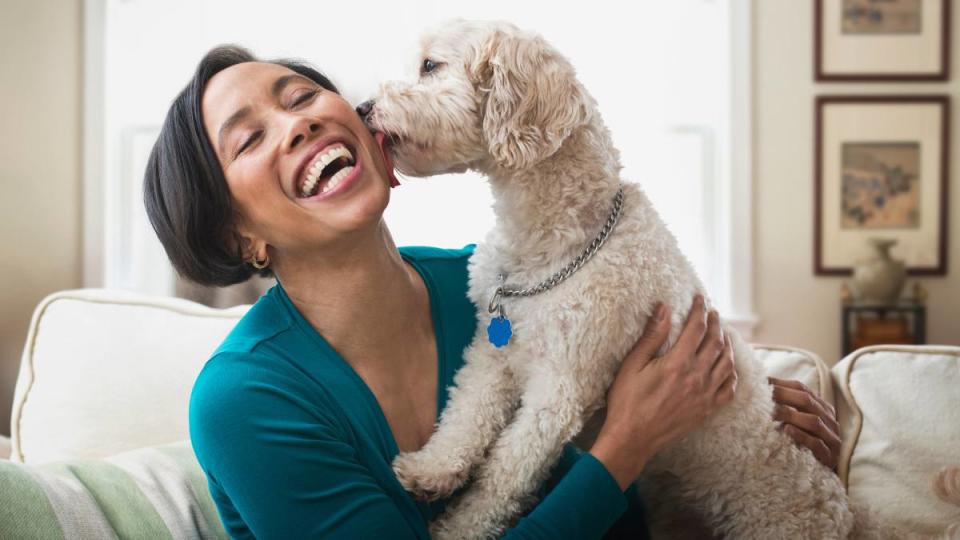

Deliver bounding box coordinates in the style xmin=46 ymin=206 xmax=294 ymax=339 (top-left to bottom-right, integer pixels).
xmin=815 ymin=0 xmax=951 ymax=81
xmin=815 ymin=95 xmax=950 ymax=275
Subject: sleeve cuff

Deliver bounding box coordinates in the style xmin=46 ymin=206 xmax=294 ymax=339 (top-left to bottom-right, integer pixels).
xmin=572 ymin=452 xmax=630 ymax=522
xmin=527 ymin=451 xmax=629 ymax=537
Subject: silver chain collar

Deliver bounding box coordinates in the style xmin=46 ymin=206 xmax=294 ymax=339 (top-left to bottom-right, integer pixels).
xmin=488 ymin=185 xmax=624 ymax=318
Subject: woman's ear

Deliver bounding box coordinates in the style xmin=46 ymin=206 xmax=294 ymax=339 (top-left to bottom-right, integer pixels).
xmin=470 ymin=29 xmax=591 ymax=170
xmin=231 ymin=224 xmax=267 ymax=265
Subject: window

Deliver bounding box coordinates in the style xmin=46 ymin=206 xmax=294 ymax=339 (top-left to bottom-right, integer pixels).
xmin=85 ymin=0 xmax=755 ymax=334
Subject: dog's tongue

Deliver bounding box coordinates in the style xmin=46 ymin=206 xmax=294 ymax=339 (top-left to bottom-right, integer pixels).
xmin=375 ymin=131 xmax=400 ymax=188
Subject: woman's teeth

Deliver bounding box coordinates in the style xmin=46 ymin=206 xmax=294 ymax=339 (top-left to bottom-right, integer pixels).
xmin=300 ymin=145 xmax=355 ymax=198
xmin=322 ymin=165 xmax=355 ymax=194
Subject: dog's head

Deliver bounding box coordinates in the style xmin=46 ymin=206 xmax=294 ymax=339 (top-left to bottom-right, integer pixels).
xmin=364 ymin=20 xmax=592 ymax=176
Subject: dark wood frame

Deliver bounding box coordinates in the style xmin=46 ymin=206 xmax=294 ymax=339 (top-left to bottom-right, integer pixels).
xmin=814 ymin=95 xmax=950 ymax=276
xmin=814 ymin=0 xmax=951 ymax=82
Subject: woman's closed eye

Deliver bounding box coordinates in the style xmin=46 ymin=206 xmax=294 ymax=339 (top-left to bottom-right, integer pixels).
xmin=235 ymin=130 xmax=262 ymax=158
xmin=290 ymin=89 xmax=319 ymax=108
xmin=233 ymin=88 xmax=320 ymax=158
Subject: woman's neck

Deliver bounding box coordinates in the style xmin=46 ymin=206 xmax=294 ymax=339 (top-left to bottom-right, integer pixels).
xmin=274 ymin=221 xmax=432 ymax=365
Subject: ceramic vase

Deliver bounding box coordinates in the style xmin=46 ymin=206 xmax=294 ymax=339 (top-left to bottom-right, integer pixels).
xmin=852 ymin=238 xmax=907 ymax=303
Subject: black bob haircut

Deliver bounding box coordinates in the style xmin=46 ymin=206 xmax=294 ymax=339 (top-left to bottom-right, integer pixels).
xmin=143 ymin=45 xmax=338 ymax=287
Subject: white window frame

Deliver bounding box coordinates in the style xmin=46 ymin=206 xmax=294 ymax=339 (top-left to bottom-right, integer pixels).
xmin=82 ymin=0 xmax=757 ymax=336
xmin=725 ymin=0 xmax=758 ymax=338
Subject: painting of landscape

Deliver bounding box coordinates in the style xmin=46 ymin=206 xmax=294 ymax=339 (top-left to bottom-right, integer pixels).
xmin=842 ymin=0 xmax=922 ymax=34
xmin=841 ymin=142 xmax=920 ymax=229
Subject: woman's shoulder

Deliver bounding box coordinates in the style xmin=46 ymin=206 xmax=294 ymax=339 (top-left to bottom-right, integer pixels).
xmin=187 ymin=347 xmax=349 ymax=482
xmin=211 ymin=285 xmax=295 ymax=355
xmin=399 ymin=244 xmax=475 ymax=294
xmin=190 ymin=288 xmax=322 ymax=439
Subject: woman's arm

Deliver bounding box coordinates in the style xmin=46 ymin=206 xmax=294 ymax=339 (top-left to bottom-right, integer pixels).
xmin=502 ymin=448 xmax=635 ymax=539
xmin=190 ymin=353 xmax=425 ymax=539
xmin=189 ymin=297 xmax=726 ymax=540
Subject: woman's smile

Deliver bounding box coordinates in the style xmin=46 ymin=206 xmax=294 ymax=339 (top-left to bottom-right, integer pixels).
xmin=296 ymin=141 xmax=356 ymax=198
xmin=295 ymin=139 xmax=365 ymax=203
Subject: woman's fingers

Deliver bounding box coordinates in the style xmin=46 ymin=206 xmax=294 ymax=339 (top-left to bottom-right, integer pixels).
xmin=769 ymin=381 xmax=839 ymax=435
xmin=623 ymin=303 xmax=672 ymax=371
xmin=769 ymin=377 xmax=836 ymax=419
xmin=782 ymin=423 xmax=835 ymax=470
xmin=709 ymin=335 xmax=735 ymax=389
xmin=774 ymin=404 xmax=841 ymax=452
xmin=769 ymin=378 xmax=841 ymax=470
xmin=774 ymin=400 xmax=841 ymax=471
xmin=696 ymin=310 xmax=724 ymax=357
xmin=674 ymin=295 xmax=708 ymax=362
xmin=716 ymin=369 xmax=738 ymax=405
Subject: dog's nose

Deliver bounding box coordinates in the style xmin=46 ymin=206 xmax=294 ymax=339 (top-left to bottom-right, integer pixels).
xmin=356 ymin=100 xmax=375 ymax=119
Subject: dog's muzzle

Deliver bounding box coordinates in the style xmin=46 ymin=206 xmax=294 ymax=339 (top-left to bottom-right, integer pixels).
xmin=356 ymin=99 xmax=375 ymax=120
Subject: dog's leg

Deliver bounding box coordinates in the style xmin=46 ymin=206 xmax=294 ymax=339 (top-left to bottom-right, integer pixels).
xmin=393 ymin=338 xmax=519 ymax=500
xmin=430 ymin=371 xmax=595 ymax=540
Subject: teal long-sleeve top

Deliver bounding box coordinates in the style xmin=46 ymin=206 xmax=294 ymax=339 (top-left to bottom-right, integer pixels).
xmin=189 ymin=245 xmax=648 ymax=539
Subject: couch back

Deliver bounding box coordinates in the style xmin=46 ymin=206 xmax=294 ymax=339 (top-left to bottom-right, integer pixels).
xmin=8 ymin=289 xmax=959 ymax=534
xmin=10 ymin=289 xmax=247 ymax=464
xmin=11 ymin=289 xmax=835 ymax=467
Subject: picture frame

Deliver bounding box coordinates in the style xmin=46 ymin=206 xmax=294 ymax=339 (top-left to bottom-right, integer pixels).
xmin=814 ymin=95 xmax=950 ymax=276
xmin=815 ymin=0 xmax=951 ymax=81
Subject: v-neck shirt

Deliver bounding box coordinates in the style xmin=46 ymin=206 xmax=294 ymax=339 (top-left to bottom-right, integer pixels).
xmin=189 ymin=245 xmax=643 ymax=539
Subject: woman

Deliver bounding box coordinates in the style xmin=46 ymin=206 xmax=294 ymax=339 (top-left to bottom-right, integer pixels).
xmin=144 ymin=46 xmax=842 ymax=539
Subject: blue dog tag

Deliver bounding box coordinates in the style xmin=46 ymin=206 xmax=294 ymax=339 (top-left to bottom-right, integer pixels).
xmin=487 ymin=316 xmax=512 ymax=348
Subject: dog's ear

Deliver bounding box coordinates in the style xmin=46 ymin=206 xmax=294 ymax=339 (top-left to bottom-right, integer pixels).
xmin=470 ymin=29 xmax=591 ymax=170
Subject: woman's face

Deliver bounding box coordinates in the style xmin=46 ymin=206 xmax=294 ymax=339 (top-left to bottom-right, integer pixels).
xmin=202 ymin=61 xmax=392 ymax=262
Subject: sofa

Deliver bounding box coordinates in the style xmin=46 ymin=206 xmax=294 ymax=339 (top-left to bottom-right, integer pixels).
xmin=0 ymin=289 xmax=957 ymax=538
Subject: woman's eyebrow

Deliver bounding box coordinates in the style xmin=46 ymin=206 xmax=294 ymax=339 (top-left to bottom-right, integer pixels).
xmin=218 ymin=106 xmax=252 ymax=156
xmin=271 ymin=73 xmax=314 ymax=97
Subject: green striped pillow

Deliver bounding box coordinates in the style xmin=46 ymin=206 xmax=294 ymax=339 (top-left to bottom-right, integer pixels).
xmin=0 ymin=440 xmax=227 ymax=539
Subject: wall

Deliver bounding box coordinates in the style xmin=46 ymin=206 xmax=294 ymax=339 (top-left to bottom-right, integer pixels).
xmin=0 ymin=0 xmax=83 ymax=436
xmin=752 ymin=1 xmax=960 ymax=363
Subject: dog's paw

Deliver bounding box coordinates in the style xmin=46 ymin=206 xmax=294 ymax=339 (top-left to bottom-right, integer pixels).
xmin=392 ymin=450 xmax=471 ymax=501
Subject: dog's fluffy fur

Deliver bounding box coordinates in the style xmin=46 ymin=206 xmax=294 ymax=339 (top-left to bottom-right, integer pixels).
xmin=367 ymin=20 xmax=950 ymax=539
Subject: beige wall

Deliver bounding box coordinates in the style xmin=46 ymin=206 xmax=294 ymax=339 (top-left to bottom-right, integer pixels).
xmin=0 ymin=0 xmax=82 ymax=436
xmin=0 ymin=1 xmax=955 ymax=436
xmin=752 ymin=1 xmax=960 ymax=363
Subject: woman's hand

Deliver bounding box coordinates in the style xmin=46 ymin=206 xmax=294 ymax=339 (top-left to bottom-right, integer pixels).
xmin=590 ymin=295 xmax=737 ymax=489
xmin=769 ymin=377 xmax=841 ymax=472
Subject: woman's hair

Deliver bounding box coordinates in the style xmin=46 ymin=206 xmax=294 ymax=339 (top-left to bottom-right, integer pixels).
xmin=143 ymin=45 xmax=338 ymax=287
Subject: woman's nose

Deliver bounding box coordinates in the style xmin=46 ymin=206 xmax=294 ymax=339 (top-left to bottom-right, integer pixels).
xmin=356 ymin=100 xmax=375 ymax=119
xmin=288 ymin=121 xmax=320 ymax=149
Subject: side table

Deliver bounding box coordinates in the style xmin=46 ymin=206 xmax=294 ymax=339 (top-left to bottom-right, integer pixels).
xmin=841 ymin=300 xmax=926 ymax=356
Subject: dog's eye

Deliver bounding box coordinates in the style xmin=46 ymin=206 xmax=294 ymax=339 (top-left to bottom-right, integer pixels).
xmin=420 ymin=58 xmax=440 ymax=75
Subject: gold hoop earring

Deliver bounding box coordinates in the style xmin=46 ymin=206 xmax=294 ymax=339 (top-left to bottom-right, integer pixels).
xmin=251 ymin=256 xmax=270 ymax=270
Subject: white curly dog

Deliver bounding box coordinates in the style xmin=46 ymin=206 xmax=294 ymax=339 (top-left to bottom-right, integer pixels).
xmin=364 ymin=19 xmax=948 ymax=540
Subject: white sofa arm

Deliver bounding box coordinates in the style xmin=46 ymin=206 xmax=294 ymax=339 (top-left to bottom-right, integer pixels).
xmin=831 ymin=345 xmax=960 ymax=534
xmin=10 ymin=289 xmax=248 ymax=464
xmin=0 ymin=435 xmax=10 ymax=460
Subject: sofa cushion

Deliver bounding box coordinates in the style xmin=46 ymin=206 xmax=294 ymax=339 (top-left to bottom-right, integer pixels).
xmin=0 ymin=440 xmax=225 ymax=539
xmin=832 ymin=345 xmax=960 ymax=534
xmin=752 ymin=344 xmax=834 ymax=405
xmin=10 ymin=290 xmax=247 ymax=464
